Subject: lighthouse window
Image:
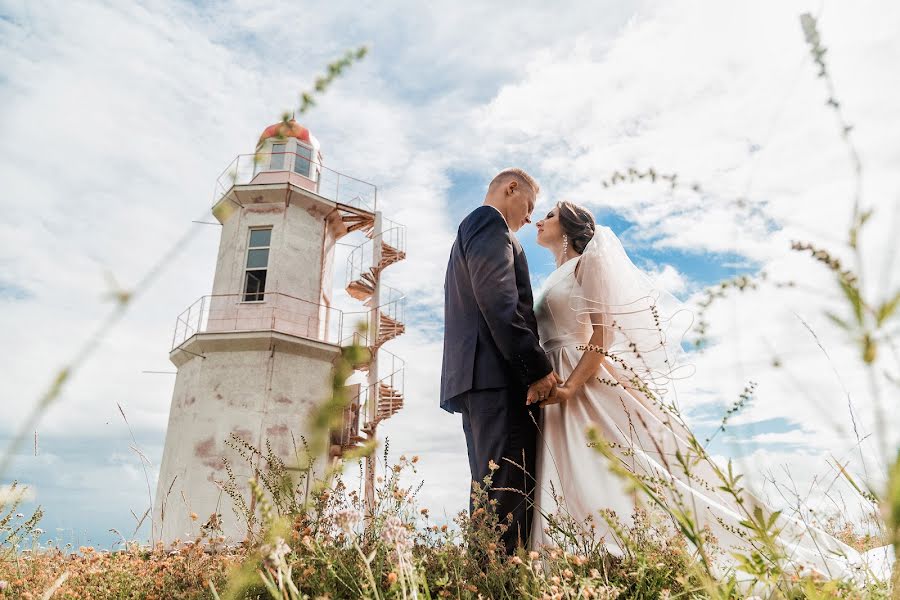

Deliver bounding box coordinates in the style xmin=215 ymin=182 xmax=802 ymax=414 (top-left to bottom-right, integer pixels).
xmin=249 ymin=228 xmax=271 ymax=247
xmin=243 ymin=227 xmax=272 ymax=302
xmin=293 ymin=144 xmax=313 ymax=177
xmin=270 ymin=143 xmax=286 ymax=170
xmin=246 ymin=248 xmax=269 ymax=269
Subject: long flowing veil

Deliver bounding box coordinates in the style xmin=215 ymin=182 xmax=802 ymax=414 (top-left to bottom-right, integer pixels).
xmin=568 ymin=225 xmax=694 ymax=408
xmin=563 ymin=224 xmax=895 ymax=584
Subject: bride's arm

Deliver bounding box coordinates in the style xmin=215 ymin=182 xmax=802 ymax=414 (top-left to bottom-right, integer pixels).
xmin=540 ymin=256 xmax=612 ymax=406
xmin=540 ymin=309 xmax=610 ymax=407
xmin=560 ymin=314 xmax=609 ymax=393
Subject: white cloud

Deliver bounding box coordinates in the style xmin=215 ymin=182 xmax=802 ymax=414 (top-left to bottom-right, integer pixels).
xmin=645 ymin=263 xmax=689 ymax=296
xmin=462 ymin=0 xmax=900 ymax=513
xmin=2 ymin=0 xmax=899 ymax=546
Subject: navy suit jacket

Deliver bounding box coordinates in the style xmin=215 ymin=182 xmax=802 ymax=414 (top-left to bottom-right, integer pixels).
xmin=440 ymin=206 xmax=553 ymax=412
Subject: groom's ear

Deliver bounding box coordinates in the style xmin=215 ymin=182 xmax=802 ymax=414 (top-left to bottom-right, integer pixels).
xmin=506 ymin=179 xmax=518 ymax=196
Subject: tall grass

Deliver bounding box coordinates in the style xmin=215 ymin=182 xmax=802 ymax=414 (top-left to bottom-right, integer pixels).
xmin=2 ymin=9 xmax=898 ymax=600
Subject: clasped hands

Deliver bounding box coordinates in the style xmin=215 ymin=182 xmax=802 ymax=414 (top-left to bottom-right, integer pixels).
xmin=525 ymin=371 xmax=573 ymax=407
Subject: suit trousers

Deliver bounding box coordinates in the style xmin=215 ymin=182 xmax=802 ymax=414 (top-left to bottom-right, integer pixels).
xmin=458 ymin=386 xmax=539 ymax=555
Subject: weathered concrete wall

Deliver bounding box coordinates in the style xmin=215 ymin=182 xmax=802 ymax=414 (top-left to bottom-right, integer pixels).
xmin=152 ymin=333 xmax=339 ymax=544
xmin=278 ymin=201 xmax=328 ymax=303
xmin=157 ymin=180 xmax=347 ymax=544
xmin=206 ymin=191 xmax=330 ymax=340
xmin=210 ymin=194 xmax=325 ymax=302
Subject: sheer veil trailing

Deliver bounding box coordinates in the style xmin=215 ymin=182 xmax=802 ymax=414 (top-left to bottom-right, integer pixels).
xmin=555 ymin=224 xmax=895 ymax=584
xmin=568 ymin=225 xmax=694 ymax=407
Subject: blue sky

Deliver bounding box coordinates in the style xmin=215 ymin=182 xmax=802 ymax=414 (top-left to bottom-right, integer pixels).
xmin=1 ymin=0 xmax=899 ymax=549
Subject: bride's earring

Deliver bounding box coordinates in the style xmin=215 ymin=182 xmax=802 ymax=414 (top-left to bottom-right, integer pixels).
xmin=562 ymin=234 xmax=569 ymax=261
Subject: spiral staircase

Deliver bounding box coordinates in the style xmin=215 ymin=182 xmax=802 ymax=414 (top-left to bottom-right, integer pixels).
xmin=332 ymin=215 xmax=407 ymax=456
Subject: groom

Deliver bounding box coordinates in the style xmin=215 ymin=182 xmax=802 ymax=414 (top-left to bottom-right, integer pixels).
xmin=440 ymin=168 xmax=558 ymax=554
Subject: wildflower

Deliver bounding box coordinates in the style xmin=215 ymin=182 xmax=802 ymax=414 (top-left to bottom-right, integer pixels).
xmin=529 ymin=551 xmax=539 ymax=560
xmin=387 ymin=572 xmax=398 ymax=584
xmin=0 ymin=580 xmax=7 ymax=591
xmin=488 ymin=460 xmax=499 ymax=471
xmin=510 ymin=555 xmax=523 ymax=565
xmin=261 ymin=537 xmax=292 ymax=570
xmin=380 ymin=516 xmax=412 ymax=563
xmin=411 ymin=455 xmax=419 ymax=463
xmin=597 ymin=587 xmax=622 ymax=600
xmin=190 ymin=512 xmax=198 ymax=521
xmin=335 ymin=508 xmax=363 ymax=533
xmin=563 ymin=568 xmax=574 ymax=579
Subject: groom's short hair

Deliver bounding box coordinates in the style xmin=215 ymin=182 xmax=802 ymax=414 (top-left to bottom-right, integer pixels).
xmin=489 ymin=168 xmax=540 ymax=196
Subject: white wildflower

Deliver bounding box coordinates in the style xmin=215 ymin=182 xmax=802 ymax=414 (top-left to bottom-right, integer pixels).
xmin=380 ymin=516 xmax=412 ymax=562
xmin=262 ymin=537 xmax=292 ymax=570
xmin=335 ymin=508 xmax=363 ymax=534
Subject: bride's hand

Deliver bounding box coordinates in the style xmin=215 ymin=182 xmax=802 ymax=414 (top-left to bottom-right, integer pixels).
xmin=539 ymin=383 xmax=574 ymax=407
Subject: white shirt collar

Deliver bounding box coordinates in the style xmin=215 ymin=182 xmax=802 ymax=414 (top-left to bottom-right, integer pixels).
xmin=486 ymin=205 xmax=509 ymax=229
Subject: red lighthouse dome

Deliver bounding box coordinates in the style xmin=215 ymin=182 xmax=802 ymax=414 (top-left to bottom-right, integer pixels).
xmin=258 ymin=119 xmax=313 ymax=146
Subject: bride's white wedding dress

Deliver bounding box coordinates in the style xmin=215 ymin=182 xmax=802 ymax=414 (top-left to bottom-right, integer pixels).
xmin=529 ymin=227 xmax=893 ymax=585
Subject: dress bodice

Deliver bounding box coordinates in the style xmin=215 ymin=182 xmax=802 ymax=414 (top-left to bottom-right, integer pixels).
xmin=534 ymin=257 xmax=593 ymax=351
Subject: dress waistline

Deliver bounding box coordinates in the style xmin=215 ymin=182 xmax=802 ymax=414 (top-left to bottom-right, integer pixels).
xmin=540 ymin=333 xmax=587 ymax=353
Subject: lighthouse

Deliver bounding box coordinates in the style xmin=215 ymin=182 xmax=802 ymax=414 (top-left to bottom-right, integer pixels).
xmin=152 ymin=119 xmax=406 ymax=544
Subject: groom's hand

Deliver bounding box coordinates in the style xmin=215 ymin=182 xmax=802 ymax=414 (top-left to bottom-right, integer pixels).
xmin=526 ymin=371 xmax=560 ymax=405
xmin=539 ymin=384 xmax=572 ymax=408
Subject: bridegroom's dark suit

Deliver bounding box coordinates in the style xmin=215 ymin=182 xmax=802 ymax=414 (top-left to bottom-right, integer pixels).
xmin=441 ymin=205 xmax=553 ymax=554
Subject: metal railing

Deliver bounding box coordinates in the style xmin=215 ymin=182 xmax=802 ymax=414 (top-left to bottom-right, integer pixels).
xmin=334 ymin=349 xmax=406 ymax=446
xmin=214 ymin=151 xmax=377 ymax=212
xmin=369 ymin=349 xmax=405 ymax=428
xmin=340 ymin=285 xmax=406 ymax=343
xmin=346 ymin=223 xmax=407 ymax=290
xmin=171 ymin=292 xmax=344 ymax=350
xmin=335 ymin=384 xmax=364 ymax=448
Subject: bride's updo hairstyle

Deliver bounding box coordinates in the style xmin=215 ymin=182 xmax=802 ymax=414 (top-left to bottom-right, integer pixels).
xmin=557 ymin=201 xmax=596 ymax=254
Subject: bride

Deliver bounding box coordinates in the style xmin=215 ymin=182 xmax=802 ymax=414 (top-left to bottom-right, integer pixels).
xmin=527 ymin=200 xmax=893 ymax=585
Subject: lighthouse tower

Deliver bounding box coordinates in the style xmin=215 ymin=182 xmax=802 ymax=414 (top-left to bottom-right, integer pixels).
xmin=153 ymin=120 xmax=406 ymax=544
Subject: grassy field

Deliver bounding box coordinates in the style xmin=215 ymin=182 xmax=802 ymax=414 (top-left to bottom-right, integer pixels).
xmin=0 ymin=452 xmax=892 ymax=599
xmin=2 ymin=11 xmax=898 ymax=600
